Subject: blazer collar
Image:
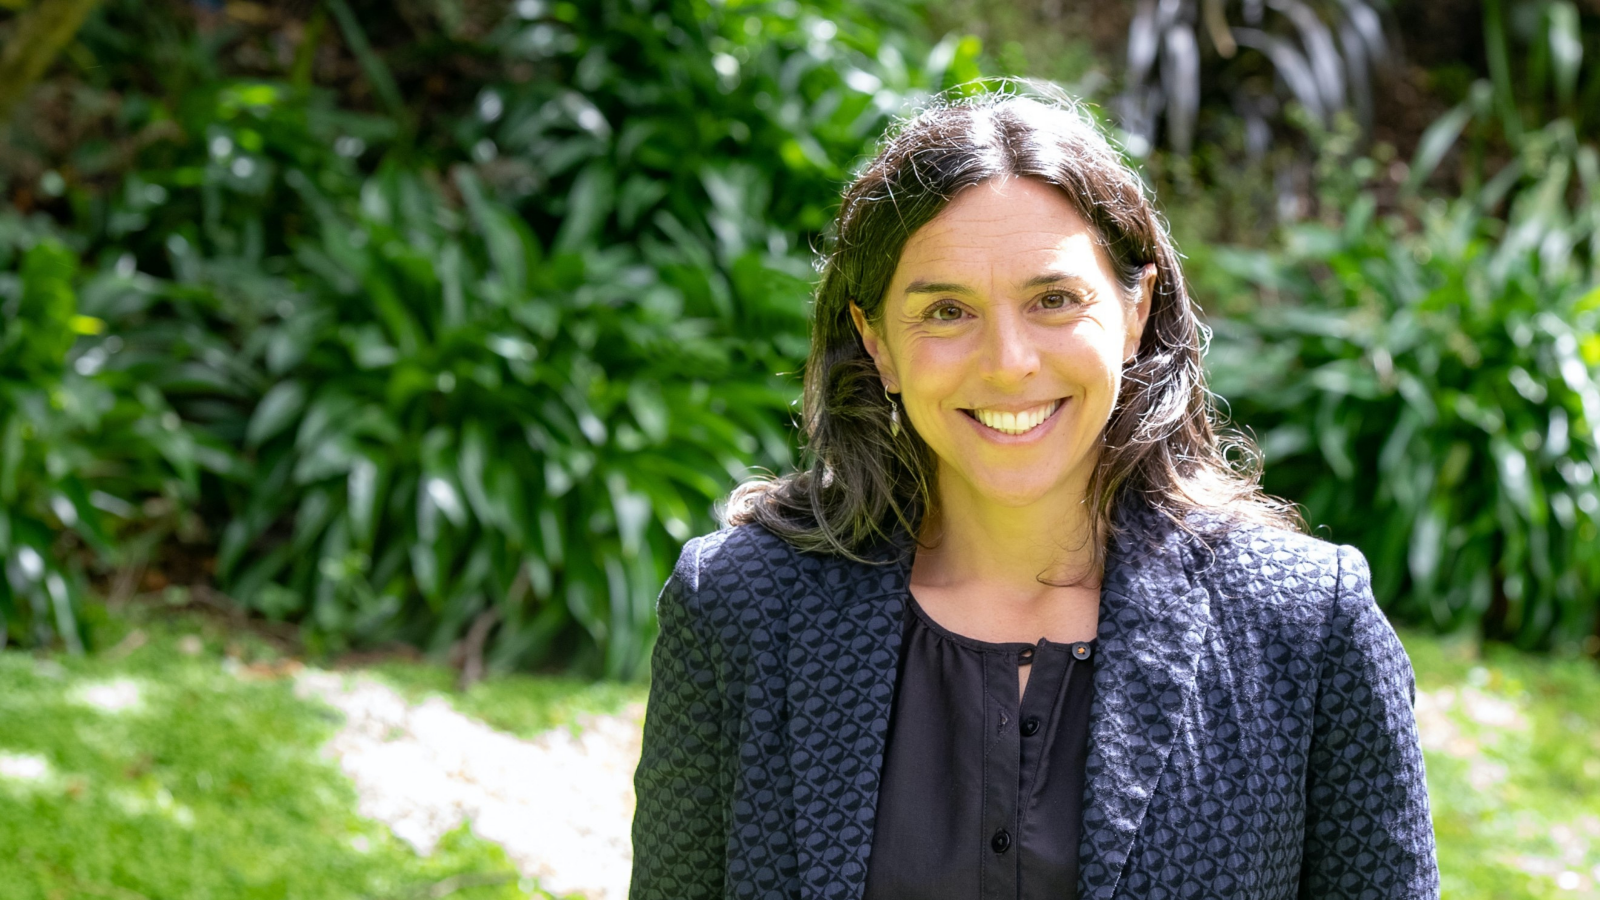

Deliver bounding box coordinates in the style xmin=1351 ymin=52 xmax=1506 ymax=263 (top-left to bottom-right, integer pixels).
xmin=1078 ymin=501 xmax=1216 ymax=899
xmin=786 ymin=530 xmax=913 ymax=900
xmin=783 ymin=504 xmax=1214 ymax=900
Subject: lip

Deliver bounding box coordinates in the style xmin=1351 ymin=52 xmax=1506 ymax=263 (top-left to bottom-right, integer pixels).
xmin=959 ymin=398 xmax=1068 ymax=443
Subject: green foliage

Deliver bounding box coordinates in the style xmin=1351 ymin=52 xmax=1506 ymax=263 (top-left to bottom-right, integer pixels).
xmin=1 ymin=0 xmax=986 ymax=675
xmin=0 ymin=219 xmax=205 ymax=652
xmin=1203 ymin=1 xmax=1600 ymax=647
xmin=1479 ymin=0 xmax=1599 ymax=147
xmin=1406 ymin=0 xmax=1600 ymax=274
xmin=920 ymin=0 xmax=1104 ymax=93
xmin=1118 ymin=0 xmax=1391 ymax=157
xmin=1208 ymin=172 xmax=1600 ymax=647
xmin=201 ymin=162 xmax=805 ymax=680
xmin=0 ymin=607 xmax=537 ymax=900
xmin=465 ymin=0 xmax=980 ymax=236
xmin=0 ymin=231 xmax=88 ymax=652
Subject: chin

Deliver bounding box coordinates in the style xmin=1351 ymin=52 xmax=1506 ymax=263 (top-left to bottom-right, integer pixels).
xmin=957 ymin=471 xmax=1077 ymax=509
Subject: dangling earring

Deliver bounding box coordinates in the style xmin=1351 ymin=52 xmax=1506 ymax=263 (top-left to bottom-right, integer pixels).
xmin=884 ymin=385 xmax=901 ymax=437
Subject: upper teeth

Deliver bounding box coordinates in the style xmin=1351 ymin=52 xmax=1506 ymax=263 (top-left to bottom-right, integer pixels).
xmin=971 ymin=400 xmax=1062 ymax=435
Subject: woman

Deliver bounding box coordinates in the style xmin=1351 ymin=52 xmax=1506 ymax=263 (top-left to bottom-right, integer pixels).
xmin=629 ymin=88 xmax=1439 ymax=900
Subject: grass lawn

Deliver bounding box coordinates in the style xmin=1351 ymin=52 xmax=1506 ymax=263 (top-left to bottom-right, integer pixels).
xmin=1403 ymin=631 xmax=1600 ymax=899
xmin=1 ymin=598 xmax=1596 ymax=899
xmin=0 ymin=600 xmax=641 ymax=900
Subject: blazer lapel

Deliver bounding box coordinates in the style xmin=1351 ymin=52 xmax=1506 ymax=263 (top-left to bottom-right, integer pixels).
xmin=1078 ymin=510 xmax=1214 ymax=900
xmin=787 ymin=538 xmax=913 ymax=900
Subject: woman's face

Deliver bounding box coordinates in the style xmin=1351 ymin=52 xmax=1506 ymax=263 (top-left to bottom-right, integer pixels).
xmin=852 ymin=176 xmax=1155 ymax=512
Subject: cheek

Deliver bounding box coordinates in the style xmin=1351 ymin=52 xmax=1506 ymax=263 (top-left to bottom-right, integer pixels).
xmin=1046 ymin=322 xmax=1130 ymax=384
xmin=899 ymin=362 xmax=966 ymax=412
xmin=894 ymin=333 xmax=965 ymax=386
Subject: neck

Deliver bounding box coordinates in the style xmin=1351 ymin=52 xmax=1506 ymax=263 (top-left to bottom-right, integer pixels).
xmin=912 ymin=464 xmax=1103 ymax=596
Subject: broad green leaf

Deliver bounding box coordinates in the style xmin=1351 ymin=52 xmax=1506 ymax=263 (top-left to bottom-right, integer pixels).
xmin=247 ymin=381 xmax=307 ymax=447
xmin=1404 ymin=102 xmax=1473 ymax=195
xmin=553 ymin=162 xmax=616 ymax=254
xmin=348 ymin=454 xmax=383 ymax=547
xmin=626 ymin=381 xmax=669 ymax=444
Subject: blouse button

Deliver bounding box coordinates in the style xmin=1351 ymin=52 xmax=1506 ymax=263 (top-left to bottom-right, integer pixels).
xmin=1021 ymin=717 xmax=1041 ymax=737
xmin=1073 ymin=643 xmax=1092 ymax=660
xmin=990 ymin=828 xmax=1012 ymax=854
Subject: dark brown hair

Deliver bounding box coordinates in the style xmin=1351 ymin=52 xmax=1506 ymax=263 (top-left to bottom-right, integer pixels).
xmin=726 ymin=85 xmax=1301 ymax=561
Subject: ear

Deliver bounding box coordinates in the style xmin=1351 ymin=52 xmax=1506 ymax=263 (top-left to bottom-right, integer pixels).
xmin=849 ymin=301 xmax=900 ymax=393
xmin=1123 ymin=263 xmax=1158 ymax=363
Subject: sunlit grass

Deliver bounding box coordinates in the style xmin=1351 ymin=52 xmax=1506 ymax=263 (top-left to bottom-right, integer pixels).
xmin=0 ymin=603 xmax=593 ymax=900
xmin=1402 ymin=629 xmax=1600 ymax=900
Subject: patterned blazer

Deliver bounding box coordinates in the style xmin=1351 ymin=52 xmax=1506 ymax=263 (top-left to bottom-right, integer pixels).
xmin=629 ymin=501 xmax=1440 ymax=900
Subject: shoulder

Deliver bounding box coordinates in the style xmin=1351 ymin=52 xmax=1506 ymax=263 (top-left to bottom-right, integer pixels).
xmin=669 ymin=522 xmax=853 ymax=614
xmin=1180 ymin=517 xmax=1407 ymax=699
xmin=655 ymin=525 xmax=797 ymax=654
xmin=675 ymin=523 xmax=816 ymax=591
xmin=669 ymin=522 xmax=907 ymax=621
xmin=1185 ymin=515 xmax=1371 ymax=630
xmin=1199 ymin=517 xmax=1346 ymax=583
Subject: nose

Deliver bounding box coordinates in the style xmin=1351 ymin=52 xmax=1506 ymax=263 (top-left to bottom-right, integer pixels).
xmin=980 ymin=307 xmax=1040 ymax=386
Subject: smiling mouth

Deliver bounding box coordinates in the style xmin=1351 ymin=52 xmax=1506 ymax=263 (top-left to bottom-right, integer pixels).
xmin=961 ymin=399 xmax=1064 ymax=435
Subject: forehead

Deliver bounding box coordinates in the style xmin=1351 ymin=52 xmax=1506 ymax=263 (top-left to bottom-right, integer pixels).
xmin=891 ymin=177 xmax=1111 ymax=286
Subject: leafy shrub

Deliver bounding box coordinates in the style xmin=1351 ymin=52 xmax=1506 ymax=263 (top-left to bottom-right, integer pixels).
xmin=0 ymin=218 xmax=213 ymax=651
xmin=465 ymin=0 xmax=975 ymax=238
xmin=1117 ymin=0 xmax=1391 ymax=157
xmin=1202 ymin=0 xmax=1600 ymax=649
xmin=6 ymin=1 xmax=984 ymax=676
xmin=204 ymin=163 xmax=808 ymax=679
xmin=1208 ymin=185 xmax=1600 ymax=649
xmin=0 ymin=229 xmax=91 ymax=651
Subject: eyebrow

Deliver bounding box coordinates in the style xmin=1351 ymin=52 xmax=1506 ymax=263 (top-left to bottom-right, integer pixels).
xmin=903 ymin=271 xmax=1094 ymax=295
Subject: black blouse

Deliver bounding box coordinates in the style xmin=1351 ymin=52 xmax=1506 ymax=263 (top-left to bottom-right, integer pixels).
xmin=863 ymin=592 xmax=1097 ymax=900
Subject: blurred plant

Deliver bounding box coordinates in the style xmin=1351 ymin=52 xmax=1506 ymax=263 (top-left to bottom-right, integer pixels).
xmin=0 ymin=217 xmax=210 ymax=651
xmin=200 ymin=163 xmax=809 ymax=680
xmin=1481 ymin=0 xmax=1597 ymax=147
xmin=919 ymin=0 xmax=1109 ymax=97
xmin=463 ymin=0 xmax=980 ymax=247
xmin=0 ymin=229 xmax=89 ymax=652
xmin=8 ymin=0 xmax=983 ymax=675
xmin=1207 ymin=154 xmax=1600 ymax=649
xmin=0 ymin=0 xmax=100 ymax=121
xmin=1117 ymin=0 xmax=1392 ymax=157
xmin=1402 ymin=0 xmax=1599 ymax=277
xmin=1200 ymin=0 xmax=1600 ymax=651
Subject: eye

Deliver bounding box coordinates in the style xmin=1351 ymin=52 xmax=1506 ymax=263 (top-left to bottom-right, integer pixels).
xmin=1039 ymin=290 xmax=1075 ymax=310
xmin=927 ymin=302 xmax=965 ymax=322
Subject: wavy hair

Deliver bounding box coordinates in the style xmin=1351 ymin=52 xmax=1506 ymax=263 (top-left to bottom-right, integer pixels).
xmin=726 ymin=85 xmax=1302 ymax=562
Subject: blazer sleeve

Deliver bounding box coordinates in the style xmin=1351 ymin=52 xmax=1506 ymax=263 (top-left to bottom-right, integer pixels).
xmin=1298 ymin=544 xmax=1440 ymax=899
xmin=630 ymin=538 xmax=728 ymax=900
